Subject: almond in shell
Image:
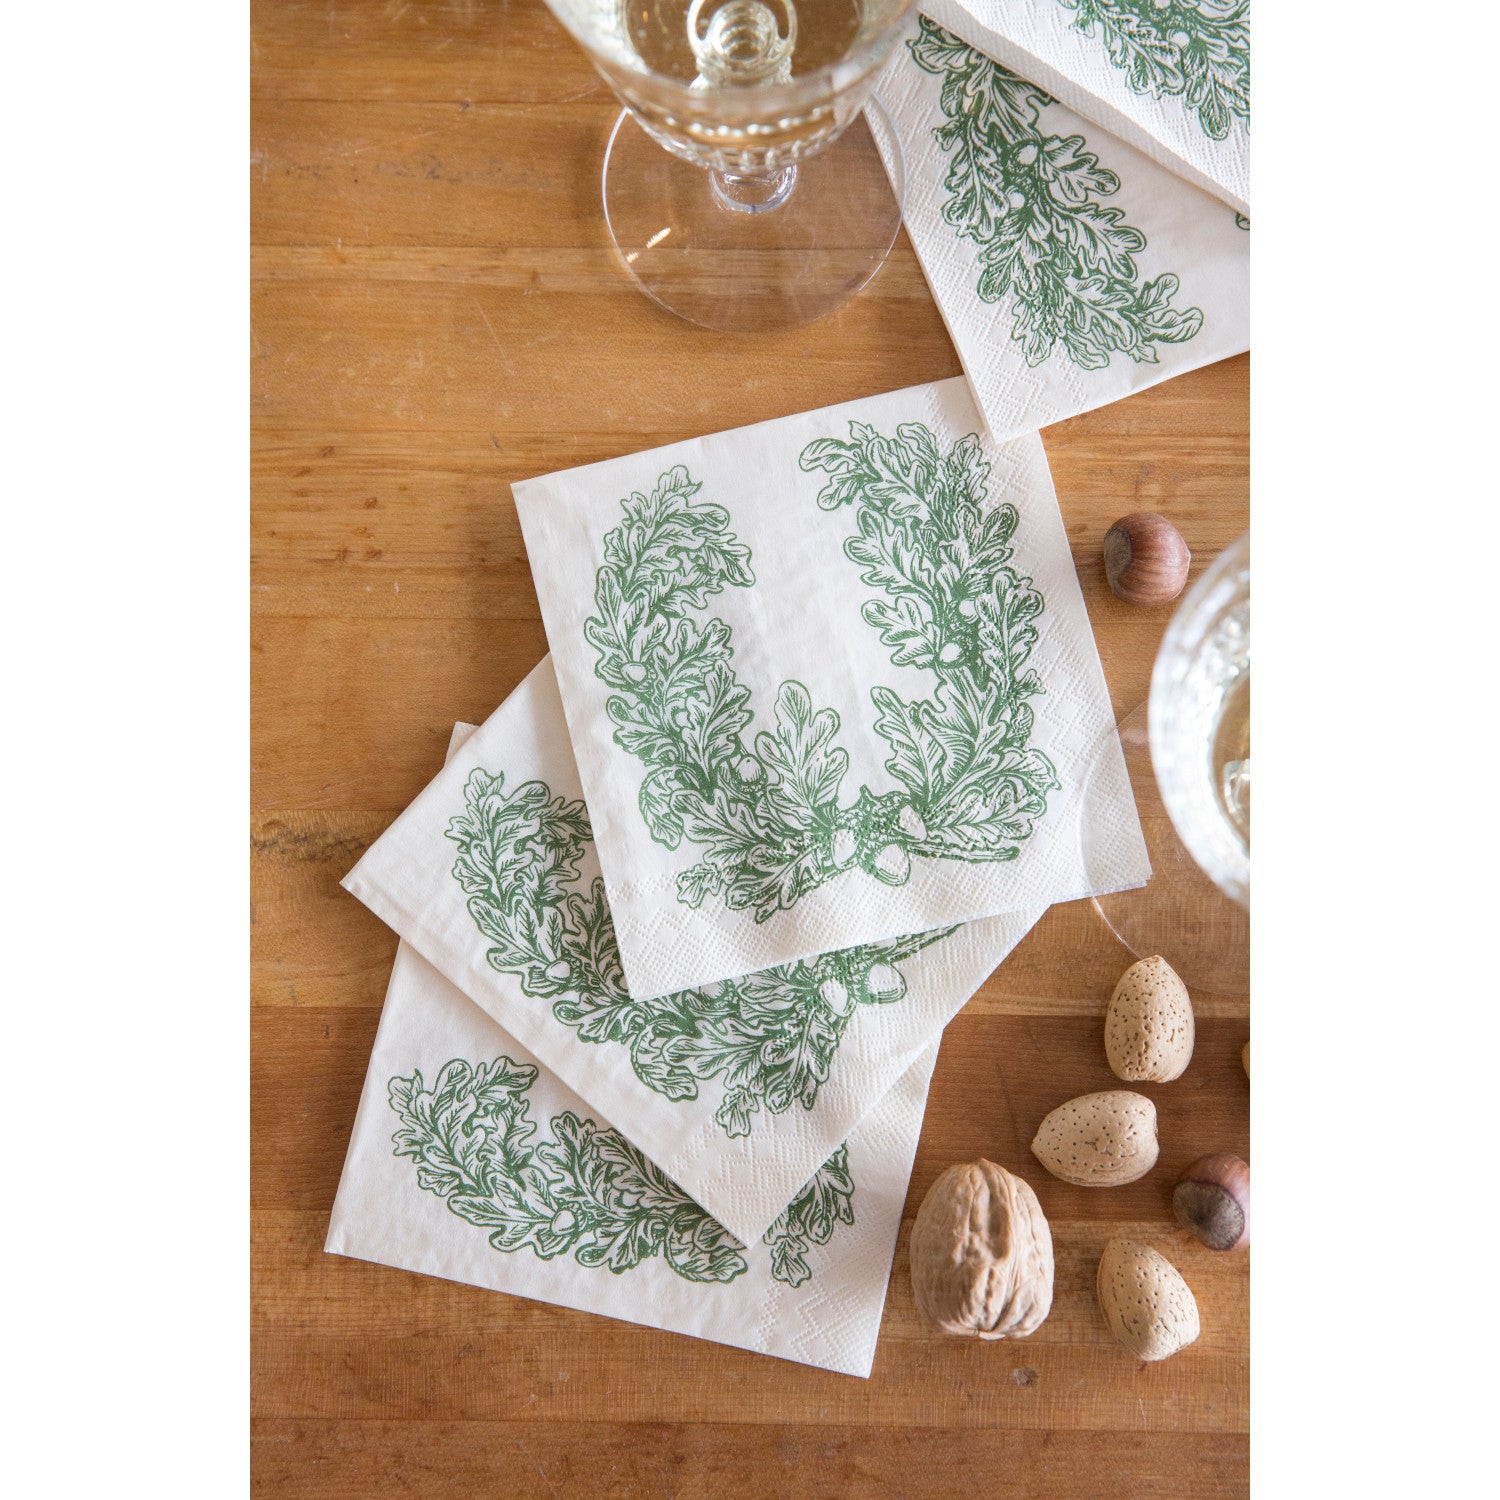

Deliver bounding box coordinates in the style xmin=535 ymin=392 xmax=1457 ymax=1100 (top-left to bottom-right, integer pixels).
xmin=1030 ymin=1090 xmax=1159 ymax=1187
xmin=1096 ymin=1239 xmax=1201 ymax=1361
xmin=1104 ymin=955 xmax=1194 ymax=1082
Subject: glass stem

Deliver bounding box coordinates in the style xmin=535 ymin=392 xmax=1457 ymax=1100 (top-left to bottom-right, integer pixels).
xmin=711 ymin=163 xmax=798 ymax=214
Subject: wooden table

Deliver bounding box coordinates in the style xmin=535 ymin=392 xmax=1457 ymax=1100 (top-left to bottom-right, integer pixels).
xmin=251 ymin=4 xmax=1249 ymax=1494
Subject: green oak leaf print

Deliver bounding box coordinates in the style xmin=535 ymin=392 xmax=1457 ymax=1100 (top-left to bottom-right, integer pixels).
xmin=585 ymin=429 xmax=1059 ymax=922
xmin=388 ymin=1057 xmax=855 ymax=1285
xmin=445 ymin=768 xmax=951 ymax=1137
xmin=763 ymin=1144 xmax=857 ymax=1287
xmin=908 ymin=16 xmax=1204 ymax=371
xmin=1058 ymin=0 xmax=1250 ymax=142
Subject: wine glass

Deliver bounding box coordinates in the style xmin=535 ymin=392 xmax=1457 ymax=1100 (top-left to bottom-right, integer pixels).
xmin=1077 ymin=536 xmax=1250 ymax=997
xmin=540 ymin=1 xmax=918 ymax=331
xmin=1149 ymin=533 xmax=1250 ymax=909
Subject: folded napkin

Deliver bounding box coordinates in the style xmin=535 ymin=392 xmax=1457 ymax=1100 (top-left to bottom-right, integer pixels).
xmin=330 ymin=725 xmax=939 ymax=1378
xmin=872 ymin=11 xmax=1248 ymax=444
xmin=344 ymin=659 xmax=1043 ymax=1243
xmin=934 ymin=0 xmax=1249 ymax=213
xmin=512 ymin=376 xmax=1147 ymax=1003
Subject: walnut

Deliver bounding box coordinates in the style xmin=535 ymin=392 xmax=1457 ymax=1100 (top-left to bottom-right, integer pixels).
xmin=909 ymin=1159 xmax=1054 ymax=1339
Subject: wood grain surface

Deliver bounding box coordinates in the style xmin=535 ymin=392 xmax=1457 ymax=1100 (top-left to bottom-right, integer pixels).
xmin=251 ymin=3 xmax=1250 ymax=1495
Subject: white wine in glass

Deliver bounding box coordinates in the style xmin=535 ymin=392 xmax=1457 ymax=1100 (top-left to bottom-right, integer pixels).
xmin=628 ymin=0 xmax=866 ymax=83
xmin=541 ymin=0 xmax=919 ymax=330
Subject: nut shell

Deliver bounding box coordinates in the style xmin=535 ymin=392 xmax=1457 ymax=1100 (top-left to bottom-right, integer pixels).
xmin=909 ymin=1160 xmax=1054 ymax=1339
xmin=1096 ymin=1239 xmax=1200 ymax=1361
xmin=1031 ymin=1091 xmax=1159 ymax=1187
xmin=1173 ymin=1152 xmax=1250 ymax=1252
xmin=1104 ymin=955 xmax=1195 ymax=1082
xmin=1103 ymin=512 xmax=1191 ymax=606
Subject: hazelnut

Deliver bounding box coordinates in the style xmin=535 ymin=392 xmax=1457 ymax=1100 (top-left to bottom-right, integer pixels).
xmin=1172 ymin=1152 xmax=1250 ymax=1252
xmin=909 ymin=1160 xmax=1054 ymax=1339
xmin=1103 ymin=512 xmax=1191 ymax=606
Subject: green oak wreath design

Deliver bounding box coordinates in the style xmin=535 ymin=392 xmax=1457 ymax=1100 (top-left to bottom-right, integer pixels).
xmin=388 ymin=1056 xmax=855 ymax=1286
xmin=584 ymin=420 xmax=1060 ymax=923
xmin=908 ymin=17 xmax=1205 ymax=371
xmin=1058 ymin=0 xmax=1250 ymax=143
xmin=445 ymin=766 xmax=951 ymax=1138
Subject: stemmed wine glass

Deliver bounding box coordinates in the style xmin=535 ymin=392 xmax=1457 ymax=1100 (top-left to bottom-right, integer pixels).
xmin=540 ymin=0 xmax=918 ymax=331
xmin=1078 ymin=536 xmax=1250 ymax=997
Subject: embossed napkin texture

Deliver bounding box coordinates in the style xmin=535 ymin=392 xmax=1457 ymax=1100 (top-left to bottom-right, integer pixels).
xmin=330 ymin=728 xmax=939 ymax=1378
xmin=343 ymin=659 xmax=1044 ymax=1244
xmin=934 ymin=0 xmax=1249 ymax=213
xmin=512 ymin=376 xmax=1147 ymax=1005
xmin=870 ymin=5 xmax=1249 ymax=444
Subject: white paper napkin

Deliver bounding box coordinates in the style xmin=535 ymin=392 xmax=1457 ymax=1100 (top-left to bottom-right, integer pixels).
xmin=330 ymin=725 xmax=940 ymax=1378
xmin=933 ymin=0 xmax=1249 ymax=213
xmin=512 ymin=377 xmax=1147 ymax=1004
xmin=343 ymin=659 xmax=1044 ymax=1244
xmin=871 ymin=9 xmax=1248 ymax=445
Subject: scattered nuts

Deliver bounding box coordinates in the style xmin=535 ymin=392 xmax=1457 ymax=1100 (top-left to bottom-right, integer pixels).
xmin=1096 ymin=1239 xmax=1200 ymax=1361
xmin=1103 ymin=512 xmax=1191 ymax=606
xmin=1173 ymin=1153 xmax=1250 ymax=1252
xmin=1104 ymin=955 xmax=1194 ymax=1082
xmin=1030 ymin=1091 xmax=1159 ymax=1187
xmin=909 ymin=1160 xmax=1054 ymax=1339
xmin=1241 ymin=1041 xmax=1250 ymax=1078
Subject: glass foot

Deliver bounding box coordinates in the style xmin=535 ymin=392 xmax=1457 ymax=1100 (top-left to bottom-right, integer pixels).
xmin=1080 ymin=702 xmax=1250 ymax=997
xmin=601 ymin=100 xmax=905 ymax=333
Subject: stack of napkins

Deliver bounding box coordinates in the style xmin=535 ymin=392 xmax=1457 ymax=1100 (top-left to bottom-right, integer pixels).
xmin=329 ymin=1 xmax=1246 ymax=1384
xmin=331 ymin=377 xmax=1150 ymax=1376
xmin=330 ymin=726 xmax=946 ymax=1376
